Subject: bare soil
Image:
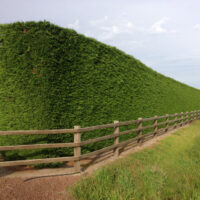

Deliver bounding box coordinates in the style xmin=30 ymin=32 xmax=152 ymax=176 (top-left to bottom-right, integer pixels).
xmin=0 ymin=175 xmax=80 ymax=200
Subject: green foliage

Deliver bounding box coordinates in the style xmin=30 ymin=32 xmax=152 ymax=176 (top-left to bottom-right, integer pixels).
xmin=71 ymin=121 xmax=200 ymax=200
xmin=0 ymin=21 xmax=200 ymax=161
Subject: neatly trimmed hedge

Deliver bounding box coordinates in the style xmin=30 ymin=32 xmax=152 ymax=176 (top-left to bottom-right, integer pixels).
xmin=0 ymin=21 xmax=200 ymax=161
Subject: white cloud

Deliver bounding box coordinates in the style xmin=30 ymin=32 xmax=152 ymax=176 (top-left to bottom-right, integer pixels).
xmin=98 ymin=32 xmax=115 ymax=40
xmin=98 ymin=26 xmax=119 ymax=40
xmin=170 ymin=30 xmax=177 ymax=33
xmin=89 ymin=15 xmax=134 ymax=41
xmin=151 ymin=17 xmax=169 ymax=34
xmin=68 ymin=19 xmax=79 ymax=29
xmin=112 ymin=25 xmax=120 ymax=34
xmin=149 ymin=17 xmax=177 ymax=35
xmin=88 ymin=15 xmax=176 ymax=41
xmin=194 ymin=24 xmax=200 ymax=30
xmin=98 ymin=23 xmax=133 ymax=40
xmin=89 ymin=16 xmax=108 ymax=26
xmin=150 ymin=17 xmax=169 ymax=34
xmin=104 ymin=16 xmax=108 ymax=21
xmin=126 ymin=21 xmax=133 ymax=28
xmin=124 ymin=40 xmax=144 ymax=48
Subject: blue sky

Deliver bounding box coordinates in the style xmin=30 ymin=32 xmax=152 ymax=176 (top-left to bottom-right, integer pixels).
xmin=1 ymin=0 xmax=200 ymax=89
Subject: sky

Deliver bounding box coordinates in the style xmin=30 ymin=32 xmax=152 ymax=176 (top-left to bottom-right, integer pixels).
xmin=1 ymin=0 xmax=200 ymax=89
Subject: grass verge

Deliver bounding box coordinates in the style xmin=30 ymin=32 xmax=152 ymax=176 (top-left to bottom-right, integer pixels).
xmin=70 ymin=121 xmax=200 ymax=200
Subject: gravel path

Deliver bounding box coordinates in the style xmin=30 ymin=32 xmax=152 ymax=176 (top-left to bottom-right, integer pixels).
xmin=0 ymin=175 xmax=80 ymax=200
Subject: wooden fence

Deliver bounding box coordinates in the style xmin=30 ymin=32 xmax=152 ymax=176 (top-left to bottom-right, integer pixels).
xmin=0 ymin=110 xmax=199 ymax=172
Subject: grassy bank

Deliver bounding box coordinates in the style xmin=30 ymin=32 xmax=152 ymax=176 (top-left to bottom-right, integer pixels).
xmin=71 ymin=121 xmax=200 ymax=200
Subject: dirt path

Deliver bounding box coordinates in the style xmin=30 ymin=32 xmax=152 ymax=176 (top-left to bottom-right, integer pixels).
xmin=0 ymin=175 xmax=80 ymax=200
xmin=0 ymin=127 xmax=184 ymax=200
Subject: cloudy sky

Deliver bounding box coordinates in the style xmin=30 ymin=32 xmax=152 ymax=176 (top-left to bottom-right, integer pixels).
xmin=1 ymin=0 xmax=200 ymax=89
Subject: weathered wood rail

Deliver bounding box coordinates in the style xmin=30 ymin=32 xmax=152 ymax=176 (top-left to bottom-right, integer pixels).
xmin=0 ymin=110 xmax=199 ymax=172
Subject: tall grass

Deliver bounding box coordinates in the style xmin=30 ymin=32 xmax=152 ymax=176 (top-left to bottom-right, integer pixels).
xmin=71 ymin=121 xmax=200 ymax=200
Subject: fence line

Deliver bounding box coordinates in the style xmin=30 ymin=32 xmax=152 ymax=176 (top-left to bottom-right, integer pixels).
xmin=0 ymin=110 xmax=199 ymax=172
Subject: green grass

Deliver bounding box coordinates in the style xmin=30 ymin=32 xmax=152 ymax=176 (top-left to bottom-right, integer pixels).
xmin=71 ymin=121 xmax=200 ymax=200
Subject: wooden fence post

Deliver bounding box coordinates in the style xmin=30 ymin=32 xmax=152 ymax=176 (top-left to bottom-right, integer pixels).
xmin=180 ymin=112 xmax=183 ymax=127
xmin=192 ymin=111 xmax=194 ymax=121
xmin=114 ymin=120 xmax=119 ymax=157
xmin=153 ymin=116 xmax=158 ymax=136
xmin=182 ymin=112 xmax=185 ymax=126
xmin=190 ymin=112 xmax=193 ymax=123
xmin=185 ymin=112 xmax=188 ymax=125
xmin=189 ymin=112 xmax=191 ymax=123
xmin=74 ymin=126 xmax=81 ymax=173
xmin=188 ymin=112 xmax=190 ymax=123
xmin=137 ymin=118 xmax=143 ymax=144
xmin=174 ymin=113 xmax=178 ymax=128
xmin=165 ymin=114 xmax=169 ymax=132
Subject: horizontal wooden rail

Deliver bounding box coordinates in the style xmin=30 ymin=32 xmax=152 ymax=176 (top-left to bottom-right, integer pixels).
xmin=0 ymin=129 xmax=75 ymax=136
xmin=141 ymin=124 xmax=155 ymax=130
xmin=80 ymin=138 xmax=138 ymax=160
xmin=0 ymin=110 xmax=199 ymax=170
xmin=80 ymin=128 xmax=139 ymax=146
xmin=0 ymin=112 xmax=197 ymax=136
xmin=168 ymin=114 xmax=177 ymax=117
xmin=0 ymin=142 xmax=76 ymax=151
xmin=157 ymin=121 xmax=167 ymax=126
xmin=0 ymin=156 xmax=77 ymax=167
xmin=142 ymin=116 xmax=158 ymax=122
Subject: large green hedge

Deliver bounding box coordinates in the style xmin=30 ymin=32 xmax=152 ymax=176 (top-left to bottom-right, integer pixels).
xmin=0 ymin=21 xmax=200 ymax=162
